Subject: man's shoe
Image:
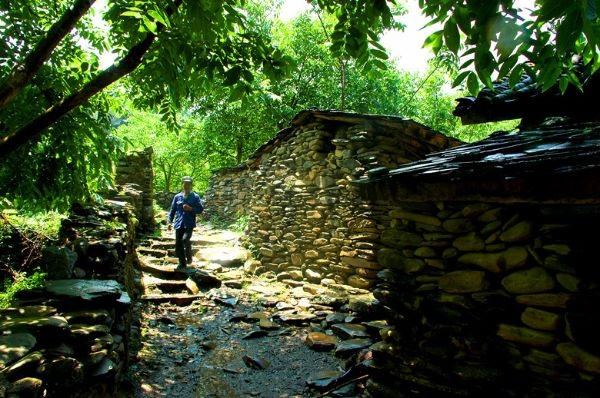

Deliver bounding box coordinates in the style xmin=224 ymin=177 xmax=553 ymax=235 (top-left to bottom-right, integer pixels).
xmin=176 ymin=264 xmax=186 ymax=271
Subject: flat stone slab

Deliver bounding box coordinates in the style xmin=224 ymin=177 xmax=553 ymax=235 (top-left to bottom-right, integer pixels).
xmin=138 ymin=248 xmax=168 ymax=258
xmin=62 ymin=309 xmax=112 ymax=326
xmin=0 ymin=333 xmax=36 ymax=368
xmin=142 ymin=275 xmax=187 ymax=289
xmin=0 ymin=306 xmax=57 ymax=320
xmin=140 ymin=293 xmax=203 ymax=306
xmin=278 ymin=313 xmax=318 ymax=324
xmin=45 ymin=279 xmax=123 ymax=301
xmin=196 ymin=247 xmax=248 ymax=267
xmin=306 ymin=332 xmax=337 ymax=351
xmin=334 ymin=338 xmax=373 ymax=357
xmin=331 ymin=323 xmax=370 ymax=339
xmin=139 ymin=262 xmax=187 ymax=280
xmin=0 ymin=315 xmax=69 ymax=336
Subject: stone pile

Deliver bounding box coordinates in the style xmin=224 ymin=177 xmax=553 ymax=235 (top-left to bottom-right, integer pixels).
xmin=111 ymin=147 xmax=155 ymax=233
xmin=0 ymin=281 xmax=131 ymax=397
xmin=205 ymin=110 xmax=459 ymax=288
xmin=0 ymin=202 xmax=138 ymax=397
xmin=367 ymin=201 xmax=600 ymax=397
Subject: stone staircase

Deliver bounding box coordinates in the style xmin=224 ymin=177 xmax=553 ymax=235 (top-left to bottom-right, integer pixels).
xmin=135 ymin=227 xmax=249 ymax=305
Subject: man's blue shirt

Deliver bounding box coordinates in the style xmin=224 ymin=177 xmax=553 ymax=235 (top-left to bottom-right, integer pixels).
xmin=167 ymin=191 xmax=204 ymax=229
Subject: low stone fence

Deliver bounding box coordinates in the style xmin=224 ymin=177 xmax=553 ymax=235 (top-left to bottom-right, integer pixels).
xmin=0 ymin=202 xmax=138 ymax=397
xmin=367 ymin=201 xmax=600 ymax=397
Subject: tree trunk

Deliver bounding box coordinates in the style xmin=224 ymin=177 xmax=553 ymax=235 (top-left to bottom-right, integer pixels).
xmin=236 ymin=136 xmax=244 ymax=164
xmin=0 ymin=0 xmax=96 ymax=110
xmin=340 ymin=59 xmax=347 ymax=111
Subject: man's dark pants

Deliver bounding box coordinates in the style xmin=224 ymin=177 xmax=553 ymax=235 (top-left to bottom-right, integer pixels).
xmin=175 ymin=227 xmax=194 ymax=268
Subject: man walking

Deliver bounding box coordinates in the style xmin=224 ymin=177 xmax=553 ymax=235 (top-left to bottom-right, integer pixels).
xmin=167 ymin=176 xmax=204 ymax=270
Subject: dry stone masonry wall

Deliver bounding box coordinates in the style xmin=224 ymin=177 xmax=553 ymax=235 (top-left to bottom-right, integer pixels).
xmin=367 ymin=201 xmax=600 ymax=397
xmin=204 ymin=110 xmax=460 ymax=288
xmin=0 ymin=203 xmax=138 ymax=397
xmin=206 ymin=110 xmax=600 ymax=396
xmin=111 ymin=147 xmax=155 ymax=233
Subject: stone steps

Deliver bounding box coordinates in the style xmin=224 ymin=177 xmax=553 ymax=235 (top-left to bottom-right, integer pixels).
xmin=140 ymin=293 xmax=204 ymax=306
xmin=142 ymin=275 xmax=189 ymax=294
xmin=136 ymin=228 xmax=234 ymax=305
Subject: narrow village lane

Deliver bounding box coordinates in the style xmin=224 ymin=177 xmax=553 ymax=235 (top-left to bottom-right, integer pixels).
xmin=124 ymin=225 xmax=385 ymax=398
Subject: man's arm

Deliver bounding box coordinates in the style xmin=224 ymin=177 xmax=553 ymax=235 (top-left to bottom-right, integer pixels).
xmin=190 ymin=193 xmax=203 ymax=215
xmin=167 ymin=195 xmax=177 ymax=224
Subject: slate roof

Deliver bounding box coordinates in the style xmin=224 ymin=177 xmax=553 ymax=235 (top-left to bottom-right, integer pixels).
xmin=359 ymin=120 xmax=600 ymax=202
xmin=245 ymin=109 xmax=461 ymax=164
xmin=453 ymin=70 xmax=600 ymax=126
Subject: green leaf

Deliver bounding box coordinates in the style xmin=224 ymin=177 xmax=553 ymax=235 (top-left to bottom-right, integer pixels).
xmin=454 ymin=5 xmax=471 ymax=34
xmin=459 ymin=58 xmax=474 ymax=69
xmin=223 ymin=65 xmax=242 ymax=86
xmin=498 ymin=55 xmax=518 ymax=79
xmin=372 ymin=59 xmax=388 ymax=70
xmin=538 ymin=0 xmax=571 ymax=21
xmin=229 ymin=84 xmax=247 ymax=101
xmin=452 ymin=70 xmax=470 ymax=87
xmin=423 ymin=30 xmax=443 ymax=54
xmin=556 ymin=9 xmax=583 ymax=55
xmin=148 ymin=9 xmax=170 ymax=28
xmin=142 ymin=16 xmax=157 ymax=34
xmin=121 ymin=10 xmax=141 ymax=18
xmin=467 ymin=72 xmax=479 ymax=95
xmin=370 ymin=49 xmax=389 ymax=60
xmin=509 ymin=63 xmax=524 ymax=87
xmin=443 ymin=19 xmax=460 ymax=54
xmin=558 ymin=75 xmax=569 ymax=94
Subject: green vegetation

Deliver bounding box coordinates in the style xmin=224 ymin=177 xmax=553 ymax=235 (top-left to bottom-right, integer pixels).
xmin=0 ymin=270 xmax=47 ymax=308
xmin=0 ymin=208 xmax=63 ymax=306
xmin=230 ymin=215 xmax=250 ymax=234
xmin=421 ymin=0 xmax=600 ymax=95
xmin=1 ymin=0 xmax=595 ymax=211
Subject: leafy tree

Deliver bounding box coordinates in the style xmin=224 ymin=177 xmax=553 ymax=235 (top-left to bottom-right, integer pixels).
xmin=420 ymin=0 xmax=600 ymax=94
xmin=0 ymin=0 xmax=397 ymax=209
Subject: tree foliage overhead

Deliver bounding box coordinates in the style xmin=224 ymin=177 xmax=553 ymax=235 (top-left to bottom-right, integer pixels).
xmin=0 ymin=0 xmax=398 ymax=209
xmin=421 ymin=0 xmax=600 ymax=94
xmin=1 ymin=0 xmax=596 ymax=209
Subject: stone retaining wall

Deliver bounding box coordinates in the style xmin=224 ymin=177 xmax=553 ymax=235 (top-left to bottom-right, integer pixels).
xmin=366 ymin=200 xmax=600 ymax=397
xmin=0 ymin=202 xmax=138 ymax=397
xmin=204 ymin=110 xmax=460 ymax=287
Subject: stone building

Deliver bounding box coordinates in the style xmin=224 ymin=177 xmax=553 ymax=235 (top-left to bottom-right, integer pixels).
xmin=351 ymin=71 xmax=600 ymax=396
xmin=205 ymin=110 xmax=460 ymax=288
xmin=207 ymin=94 xmax=600 ymax=395
xmin=357 ymin=120 xmax=600 ymax=396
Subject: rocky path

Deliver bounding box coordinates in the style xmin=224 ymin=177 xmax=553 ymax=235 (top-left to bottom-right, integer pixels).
xmin=123 ymin=225 xmax=386 ymax=398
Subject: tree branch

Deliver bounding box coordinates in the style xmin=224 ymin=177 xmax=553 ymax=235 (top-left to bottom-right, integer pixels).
xmin=0 ymin=0 xmax=96 ymax=110
xmin=0 ymin=0 xmax=184 ymax=159
xmin=0 ymin=34 xmax=156 ymax=158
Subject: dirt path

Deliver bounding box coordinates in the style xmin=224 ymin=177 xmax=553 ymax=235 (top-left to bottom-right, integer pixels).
xmin=121 ymin=226 xmax=382 ymax=398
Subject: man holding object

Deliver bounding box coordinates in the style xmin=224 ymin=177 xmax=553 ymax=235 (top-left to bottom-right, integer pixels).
xmin=167 ymin=176 xmax=204 ymax=270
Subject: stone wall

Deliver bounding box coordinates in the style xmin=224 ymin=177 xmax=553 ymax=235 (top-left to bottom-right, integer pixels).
xmin=111 ymin=147 xmax=154 ymax=233
xmin=204 ymin=110 xmax=460 ymax=287
xmin=204 ymin=165 xmax=250 ymax=223
xmin=364 ymin=200 xmax=600 ymax=397
xmin=0 ymin=202 xmax=138 ymax=397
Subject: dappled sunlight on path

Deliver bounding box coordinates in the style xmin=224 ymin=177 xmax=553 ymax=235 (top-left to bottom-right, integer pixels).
xmin=123 ymin=225 xmax=381 ymax=397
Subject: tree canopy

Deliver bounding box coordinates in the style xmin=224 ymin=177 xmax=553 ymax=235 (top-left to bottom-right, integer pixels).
xmin=1 ymin=0 xmax=597 ymax=209
xmin=422 ymin=0 xmax=600 ymax=94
